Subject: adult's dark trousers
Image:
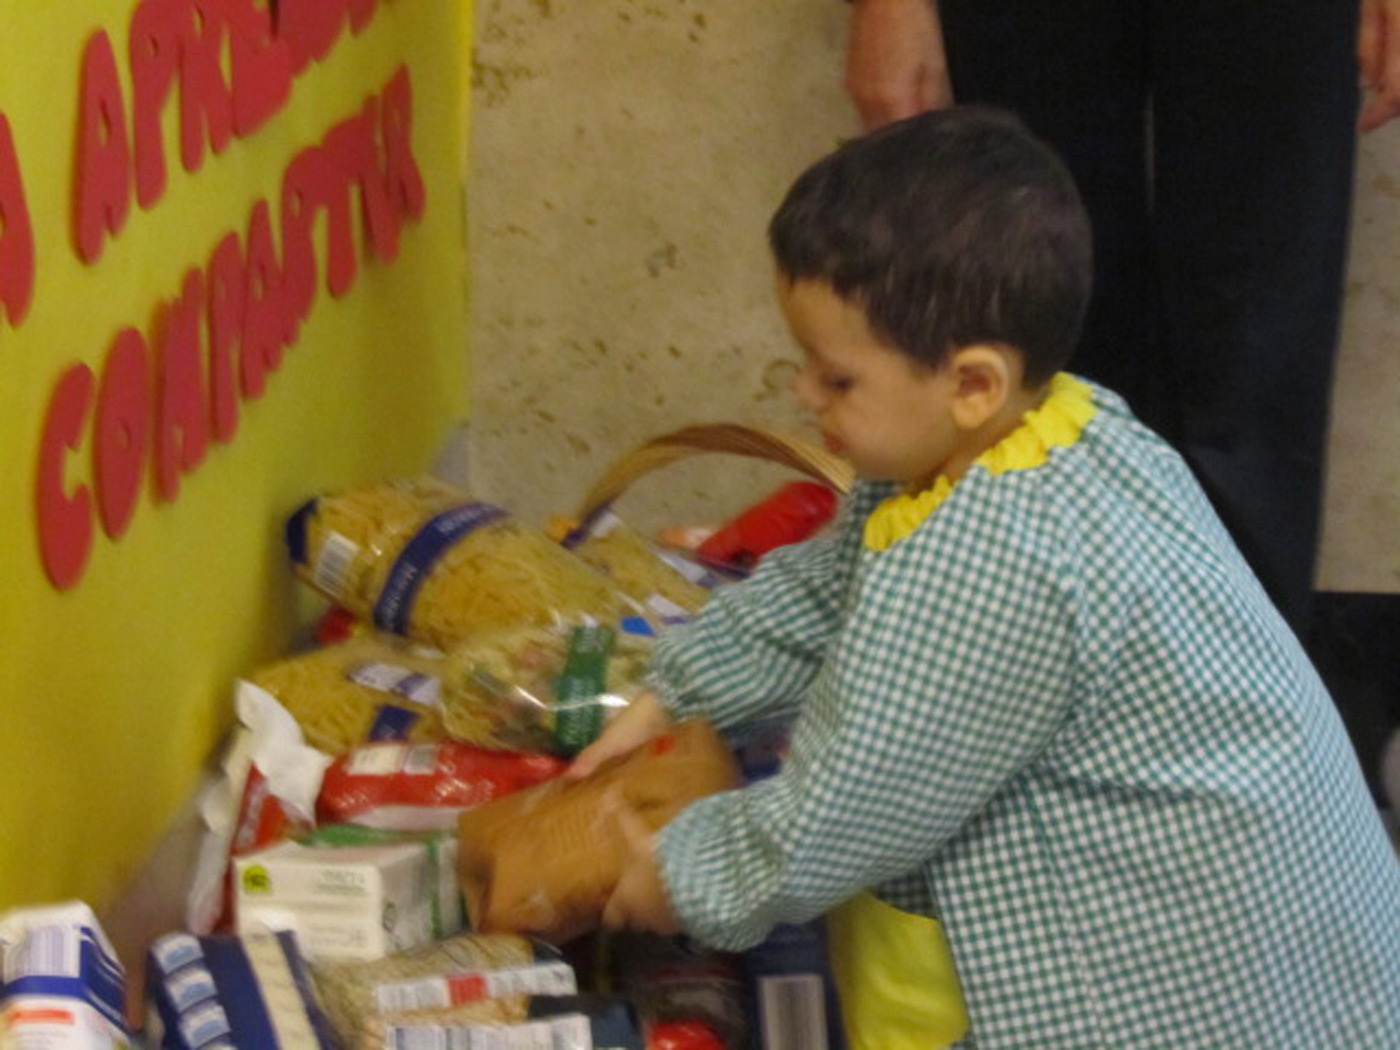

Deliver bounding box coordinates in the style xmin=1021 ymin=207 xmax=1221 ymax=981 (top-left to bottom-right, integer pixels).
xmin=938 ymin=0 xmax=1361 ymax=630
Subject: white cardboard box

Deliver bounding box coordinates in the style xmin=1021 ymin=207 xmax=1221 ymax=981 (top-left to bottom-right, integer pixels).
xmin=233 ymin=836 xmax=462 ymax=962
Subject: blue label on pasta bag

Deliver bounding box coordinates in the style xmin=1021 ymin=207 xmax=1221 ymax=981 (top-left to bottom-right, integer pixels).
xmin=373 ymin=502 xmax=508 ymax=634
xmin=368 ymin=704 xmax=420 ymax=741
xmin=284 ymin=499 xmax=319 ymax=565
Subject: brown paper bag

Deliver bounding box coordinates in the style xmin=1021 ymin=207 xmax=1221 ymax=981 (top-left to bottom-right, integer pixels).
xmin=456 ymin=719 xmax=741 ymax=942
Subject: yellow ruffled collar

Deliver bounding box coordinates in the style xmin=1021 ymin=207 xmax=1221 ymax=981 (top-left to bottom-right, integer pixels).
xmin=862 ymin=373 xmax=1097 ymax=552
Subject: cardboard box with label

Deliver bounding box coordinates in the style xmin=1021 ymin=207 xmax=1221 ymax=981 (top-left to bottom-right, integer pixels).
xmin=234 ymin=833 xmax=462 ymax=962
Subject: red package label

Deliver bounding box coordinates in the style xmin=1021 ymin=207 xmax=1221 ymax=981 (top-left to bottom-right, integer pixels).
xmin=317 ymin=741 xmax=566 ymax=828
xmin=216 ymin=764 xmax=311 ymax=932
xmin=447 ymin=973 xmax=488 ymax=1005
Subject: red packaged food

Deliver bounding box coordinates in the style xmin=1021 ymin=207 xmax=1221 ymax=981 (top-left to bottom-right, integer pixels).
xmin=211 ymin=763 xmax=315 ymax=933
xmin=648 ymin=1020 xmax=729 ymax=1050
xmin=317 ymin=741 xmax=566 ymax=831
xmin=695 ymin=482 xmax=838 ymax=573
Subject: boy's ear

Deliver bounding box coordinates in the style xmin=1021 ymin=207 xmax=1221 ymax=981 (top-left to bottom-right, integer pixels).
xmin=947 ymin=345 xmax=1017 ymax=430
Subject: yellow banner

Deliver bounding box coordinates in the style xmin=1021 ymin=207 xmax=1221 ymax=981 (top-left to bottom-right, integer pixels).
xmin=0 ymin=0 xmax=470 ymax=908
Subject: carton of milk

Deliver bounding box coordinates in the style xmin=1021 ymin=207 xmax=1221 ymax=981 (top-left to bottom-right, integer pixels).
xmin=233 ymin=830 xmax=461 ymax=962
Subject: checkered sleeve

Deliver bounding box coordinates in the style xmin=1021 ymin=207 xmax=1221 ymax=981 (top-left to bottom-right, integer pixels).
xmin=645 ymin=483 xmax=890 ymax=732
xmin=657 ymin=485 xmax=1080 ymax=951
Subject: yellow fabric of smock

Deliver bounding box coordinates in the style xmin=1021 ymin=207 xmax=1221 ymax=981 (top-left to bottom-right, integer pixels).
xmin=827 ymin=373 xmax=1096 ymax=1048
xmin=863 ymin=373 xmax=1097 ymax=552
xmin=828 ymin=890 xmax=968 ymax=1048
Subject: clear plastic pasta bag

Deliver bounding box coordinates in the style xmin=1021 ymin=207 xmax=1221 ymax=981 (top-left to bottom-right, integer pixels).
xmin=441 ymin=623 xmax=650 ymax=756
xmin=310 ymin=932 xmax=565 ymax=1050
xmin=286 ymin=478 xmax=626 ymax=648
xmin=563 ymin=511 xmax=714 ymax=619
xmin=248 ymin=633 xmax=449 ymax=756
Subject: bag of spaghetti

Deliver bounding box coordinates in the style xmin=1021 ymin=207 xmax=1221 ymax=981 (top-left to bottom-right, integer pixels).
xmin=247 ymin=633 xmax=450 ymax=756
xmin=440 ymin=623 xmax=650 ymax=757
xmin=285 ymin=478 xmax=626 ymax=648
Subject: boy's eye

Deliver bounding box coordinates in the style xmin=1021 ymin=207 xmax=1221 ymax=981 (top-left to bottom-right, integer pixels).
xmin=823 ymin=374 xmax=854 ymax=393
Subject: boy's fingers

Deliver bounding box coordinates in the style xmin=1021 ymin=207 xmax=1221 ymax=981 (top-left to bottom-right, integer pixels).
xmin=610 ymin=793 xmax=654 ymax=857
xmin=563 ymin=744 xmax=602 ymax=781
xmin=601 ymin=797 xmax=657 ymax=931
xmin=565 ymin=734 xmax=629 ymax=780
xmin=565 ymin=691 xmax=672 ymax=781
xmin=600 ymin=883 xmax=632 ymax=930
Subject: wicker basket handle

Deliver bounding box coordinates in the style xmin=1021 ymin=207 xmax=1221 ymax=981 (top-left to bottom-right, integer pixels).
xmin=575 ymin=423 xmax=855 ymax=524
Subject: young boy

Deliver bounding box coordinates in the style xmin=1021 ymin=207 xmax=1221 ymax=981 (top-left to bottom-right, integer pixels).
xmin=572 ymin=107 xmax=1400 ymax=1047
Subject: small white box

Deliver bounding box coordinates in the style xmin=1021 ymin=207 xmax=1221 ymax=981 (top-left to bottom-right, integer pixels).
xmin=233 ymin=836 xmax=462 ymax=962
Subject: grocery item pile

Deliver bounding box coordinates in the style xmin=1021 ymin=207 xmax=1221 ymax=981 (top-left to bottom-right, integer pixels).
xmin=0 ymin=476 xmax=845 ymax=1050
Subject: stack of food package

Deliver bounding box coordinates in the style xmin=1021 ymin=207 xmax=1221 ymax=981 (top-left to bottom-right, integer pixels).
xmin=0 ymin=476 xmax=843 ymax=1050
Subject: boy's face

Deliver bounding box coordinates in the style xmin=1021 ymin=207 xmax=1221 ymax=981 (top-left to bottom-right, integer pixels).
xmin=779 ymin=278 xmax=961 ymax=487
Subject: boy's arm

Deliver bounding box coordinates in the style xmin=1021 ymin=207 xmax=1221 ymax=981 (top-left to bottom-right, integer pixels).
xmin=653 ymin=510 xmax=1079 ymax=950
xmin=644 ymin=484 xmax=880 ymax=731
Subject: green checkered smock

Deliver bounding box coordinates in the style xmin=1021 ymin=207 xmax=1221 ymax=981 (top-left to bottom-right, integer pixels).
xmin=650 ymin=381 xmax=1400 ymax=1048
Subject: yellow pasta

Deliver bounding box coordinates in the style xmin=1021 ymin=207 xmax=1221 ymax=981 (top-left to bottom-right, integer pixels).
xmin=311 ymin=933 xmax=536 ymax=1050
xmin=249 ymin=635 xmax=447 ymax=755
xmin=438 ymin=626 xmax=651 ymax=754
xmin=570 ymin=516 xmax=711 ymax=614
xmin=287 ymin=478 xmax=626 ymax=649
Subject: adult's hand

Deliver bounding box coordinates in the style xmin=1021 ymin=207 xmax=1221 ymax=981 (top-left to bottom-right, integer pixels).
xmin=845 ymin=0 xmax=954 ymax=129
xmin=1359 ymin=0 xmax=1400 ymax=130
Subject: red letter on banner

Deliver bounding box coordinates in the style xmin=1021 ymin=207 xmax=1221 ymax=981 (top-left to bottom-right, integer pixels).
xmin=228 ymin=0 xmax=292 ymax=136
xmin=130 ymin=0 xmax=183 ymax=209
xmin=330 ymin=98 xmax=399 ymax=263
xmin=242 ymin=199 xmax=284 ymax=397
xmin=347 ymin=0 xmax=377 ymax=33
xmin=94 ymin=328 xmax=153 ymax=540
xmin=182 ymin=0 xmax=235 ymax=173
xmin=74 ymin=31 xmax=132 ymax=263
xmin=207 ymin=232 xmax=245 ymax=442
xmin=382 ymin=66 xmax=425 ymax=222
xmin=36 ymin=364 xmax=95 ymax=590
xmin=0 ymin=114 xmax=35 ymax=328
xmin=154 ymin=269 xmax=210 ymax=502
xmin=275 ymin=0 xmax=345 ymax=75
xmin=313 ymin=126 xmax=357 ymax=299
xmin=279 ymin=146 xmax=332 ymax=337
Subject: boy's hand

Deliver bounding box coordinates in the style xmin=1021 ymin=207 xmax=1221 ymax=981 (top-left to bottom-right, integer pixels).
xmin=601 ymin=791 xmax=681 ymax=935
xmin=566 ymin=689 xmax=674 ymax=780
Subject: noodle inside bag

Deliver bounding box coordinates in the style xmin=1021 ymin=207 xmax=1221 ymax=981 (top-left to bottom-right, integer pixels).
xmin=286 ymin=478 xmax=627 ymax=648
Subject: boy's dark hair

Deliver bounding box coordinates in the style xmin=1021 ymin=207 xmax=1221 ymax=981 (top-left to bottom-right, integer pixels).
xmin=768 ymin=106 xmax=1092 ymax=385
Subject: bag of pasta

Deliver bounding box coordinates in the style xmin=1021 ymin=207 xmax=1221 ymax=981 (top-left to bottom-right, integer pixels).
xmin=248 ymin=633 xmax=449 ymax=756
xmin=311 ymin=932 xmax=573 ymax=1050
xmin=286 ymin=478 xmax=626 ymax=648
xmin=561 ymin=511 xmax=713 ymax=622
xmin=441 ymin=623 xmax=650 ymax=756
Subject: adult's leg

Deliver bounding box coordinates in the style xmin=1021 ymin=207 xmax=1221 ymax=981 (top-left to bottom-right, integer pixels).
xmin=937 ymin=0 xmax=1172 ymax=429
xmin=1150 ymin=0 xmax=1360 ymax=627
